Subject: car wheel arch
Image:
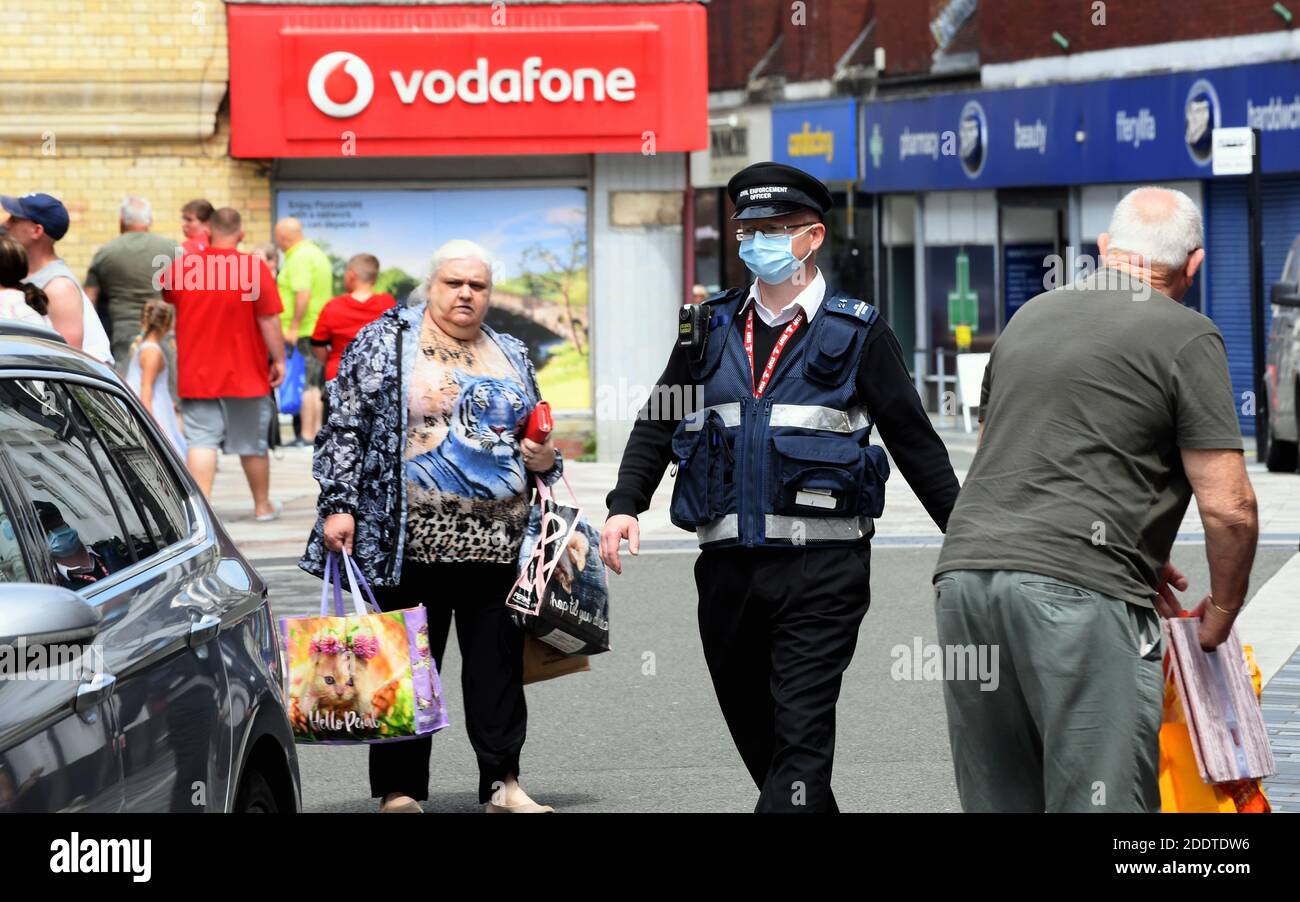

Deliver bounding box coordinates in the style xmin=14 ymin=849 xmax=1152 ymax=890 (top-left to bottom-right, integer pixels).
xmin=231 ymin=699 xmax=299 ymax=813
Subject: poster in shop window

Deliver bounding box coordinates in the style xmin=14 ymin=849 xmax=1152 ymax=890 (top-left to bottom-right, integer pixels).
xmin=275 ymin=188 xmax=591 ymax=412
xmin=1002 ymin=243 xmax=1056 ymax=324
xmin=925 ymin=245 xmax=995 ymax=353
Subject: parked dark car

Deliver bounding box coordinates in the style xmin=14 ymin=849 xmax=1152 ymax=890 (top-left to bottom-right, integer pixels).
xmin=1266 ymin=237 xmax=1300 ymax=472
xmin=0 ymin=323 xmax=299 ymax=812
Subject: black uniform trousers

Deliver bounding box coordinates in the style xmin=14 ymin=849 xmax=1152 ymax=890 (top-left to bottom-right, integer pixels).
xmin=368 ymin=559 xmax=526 ymax=805
xmin=695 ymin=542 xmax=872 ymax=813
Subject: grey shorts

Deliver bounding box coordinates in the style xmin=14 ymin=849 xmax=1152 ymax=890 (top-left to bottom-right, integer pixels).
xmin=182 ymin=396 xmax=272 ymax=456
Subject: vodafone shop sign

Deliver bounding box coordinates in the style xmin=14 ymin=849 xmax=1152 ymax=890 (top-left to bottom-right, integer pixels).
xmin=227 ymin=3 xmax=708 ymax=158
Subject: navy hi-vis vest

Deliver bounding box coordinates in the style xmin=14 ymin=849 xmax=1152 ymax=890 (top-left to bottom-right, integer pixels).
xmin=668 ymin=286 xmax=890 ymax=548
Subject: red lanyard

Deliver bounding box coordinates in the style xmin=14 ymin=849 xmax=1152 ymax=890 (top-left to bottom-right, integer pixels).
xmin=744 ymin=306 xmax=804 ymax=399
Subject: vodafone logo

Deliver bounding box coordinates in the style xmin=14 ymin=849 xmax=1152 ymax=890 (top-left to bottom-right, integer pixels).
xmin=307 ymin=52 xmax=375 ymax=118
xmin=388 ymin=56 xmax=637 ymax=106
xmin=305 ymin=51 xmax=637 ymax=118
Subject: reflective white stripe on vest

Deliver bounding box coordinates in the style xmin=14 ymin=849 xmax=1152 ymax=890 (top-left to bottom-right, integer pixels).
xmin=770 ymin=404 xmax=870 ymax=433
xmin=703 ymin=402 xmax=869 ymax=433
xmin=695 ymin=514 xmax=872 ymax=544
xmin=696 ymin=514 xmax=739 ymax=544
xmin=765 ymin=515 xmax=872 ymax=541
xmin=703 ymin=402 xmax=742 ymax=427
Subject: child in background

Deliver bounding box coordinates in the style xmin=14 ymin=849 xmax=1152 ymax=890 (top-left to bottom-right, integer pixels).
xmin=310 ymin=253 xmax=396 ymax=416
xmin=126 ymin=300 xmax=187 ymax=455
xmin=0 ymin=234 xmax=53 ymax=329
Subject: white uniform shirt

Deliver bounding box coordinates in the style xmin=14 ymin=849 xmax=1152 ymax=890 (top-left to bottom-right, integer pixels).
xmin=740 ymin=268 xmax=827 ymax=327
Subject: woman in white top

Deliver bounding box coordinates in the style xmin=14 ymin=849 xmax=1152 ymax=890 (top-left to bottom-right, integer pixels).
xmin=126 ymin=300 xmax=187 ymax=455
xmin=0 ymin=235 xmax=54 ymax=329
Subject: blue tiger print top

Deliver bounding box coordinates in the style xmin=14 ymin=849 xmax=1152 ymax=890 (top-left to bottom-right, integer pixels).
xmin=300 ymin=303 xmax=562 ymax=587
xmin=402 ymin=315 xmax=538 ymax=564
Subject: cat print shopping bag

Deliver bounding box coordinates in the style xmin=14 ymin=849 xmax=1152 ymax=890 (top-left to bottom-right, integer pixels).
xmin=281 ymin=551 xmax=450 ymax=744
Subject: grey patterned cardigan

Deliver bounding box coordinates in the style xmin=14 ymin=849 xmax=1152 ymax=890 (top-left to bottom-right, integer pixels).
xmin=299 ymin=303 xmax=563 ymax=587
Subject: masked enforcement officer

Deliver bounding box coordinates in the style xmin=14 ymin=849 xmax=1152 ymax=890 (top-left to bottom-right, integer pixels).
xmin=599 ymin=162 xmax=960 ymax=812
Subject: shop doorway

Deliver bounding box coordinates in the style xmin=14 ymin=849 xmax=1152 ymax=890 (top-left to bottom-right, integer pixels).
xmin=825 ymin=188 xmax=874 ymax=304
xmin=997 ymin=187 xmax=1070 ymax=332
xmin=877 ymin=194 xmax=916 ymax=370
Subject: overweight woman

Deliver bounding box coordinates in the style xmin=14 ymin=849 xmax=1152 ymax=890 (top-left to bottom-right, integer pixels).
xmin=301 ymin=239 xmax=561 ymax=813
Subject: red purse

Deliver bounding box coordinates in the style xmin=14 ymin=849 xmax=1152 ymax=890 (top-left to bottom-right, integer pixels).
xmin=523 ymin=400 xmax=553 ymax=443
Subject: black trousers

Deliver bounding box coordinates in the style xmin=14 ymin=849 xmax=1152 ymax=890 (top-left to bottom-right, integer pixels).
xmin=695 ymin=542 xmax=872 ymax=813
xmin=368 ymin=559 xmax=526 ymax=805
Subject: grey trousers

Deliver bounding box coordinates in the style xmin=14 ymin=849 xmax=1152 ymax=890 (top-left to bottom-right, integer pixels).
xmin=934 ymin=569 xmax=1164 ymax=813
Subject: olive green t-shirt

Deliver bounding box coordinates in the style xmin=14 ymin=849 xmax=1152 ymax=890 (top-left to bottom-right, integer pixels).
xmin=935 ymin=271 xmax=1243 ymax=608
xmin=84 ymin=230 xmax=181 ymax=336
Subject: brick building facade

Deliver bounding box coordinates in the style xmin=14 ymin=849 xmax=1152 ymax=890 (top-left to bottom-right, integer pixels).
xmin=978 ymin=0 xmax=1290 ymax=64
xmin=0 ymin=0 xmax=270 ymax=278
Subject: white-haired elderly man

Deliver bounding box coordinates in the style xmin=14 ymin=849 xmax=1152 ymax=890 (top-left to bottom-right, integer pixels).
xmin=85 ymin=195 xmax=181 ymax=372
xmin=301 ymin=239 xmax=562 ymax=814
xmin=933 ymin=186 xmax=1258 ymax=812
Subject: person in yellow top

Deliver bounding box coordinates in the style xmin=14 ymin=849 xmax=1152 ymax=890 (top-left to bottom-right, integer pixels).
xmin=275 ymin=217 xmax=336 ymax=445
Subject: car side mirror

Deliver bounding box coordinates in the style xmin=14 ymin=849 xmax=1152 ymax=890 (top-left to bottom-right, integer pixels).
xmin=1271 ymin=282 xmax=1300 ymax=308
xmin=0 ymin=584 xmax=102 ymax=647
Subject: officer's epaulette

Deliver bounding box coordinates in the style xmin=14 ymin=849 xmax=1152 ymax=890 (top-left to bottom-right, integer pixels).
xmin=701 ymin=287 xmax=745 ymax=307
xmin=700 ymin=287 xmax=745 ymax=328
xmin=822 ymin=296 xmax=879 ymax=328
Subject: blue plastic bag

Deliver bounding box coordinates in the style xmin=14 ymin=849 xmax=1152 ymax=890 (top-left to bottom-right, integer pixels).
xmin=279 ymin=346 xmax=306 ymax=415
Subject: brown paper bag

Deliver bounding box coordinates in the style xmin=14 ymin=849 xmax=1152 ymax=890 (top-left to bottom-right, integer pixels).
xmin=522 ymin=634 xmax=590 ymax=685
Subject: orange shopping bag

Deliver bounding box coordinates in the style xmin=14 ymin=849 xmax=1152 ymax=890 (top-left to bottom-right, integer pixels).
xmin=1158 ymin=635 xmax=1271 ymax=813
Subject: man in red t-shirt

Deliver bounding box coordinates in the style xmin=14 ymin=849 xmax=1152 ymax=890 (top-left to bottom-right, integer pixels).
xmin=180 ymin=198 xmax=212 ymax=256
xmin=162 ymin=207 xmax=286 ymax=520
xmin=310 ymin=252 xmax=396 ymax=393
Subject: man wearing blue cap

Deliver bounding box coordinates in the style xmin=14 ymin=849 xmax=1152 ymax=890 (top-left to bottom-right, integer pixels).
xmin=600 ymin=161 xmax=960 ymax=812
xmin=2 ymin=192 xmax=113 ymax=364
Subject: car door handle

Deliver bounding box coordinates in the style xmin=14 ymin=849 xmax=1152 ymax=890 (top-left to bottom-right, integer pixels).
xmin=189 ymin=613 xmax=222 ymax=648
xmin=74 ymin=672 xmax=117 ymax=716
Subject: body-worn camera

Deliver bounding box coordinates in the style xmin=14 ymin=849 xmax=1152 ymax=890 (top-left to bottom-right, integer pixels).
xmin=678 ymin=303 xmax=710 ymax=362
